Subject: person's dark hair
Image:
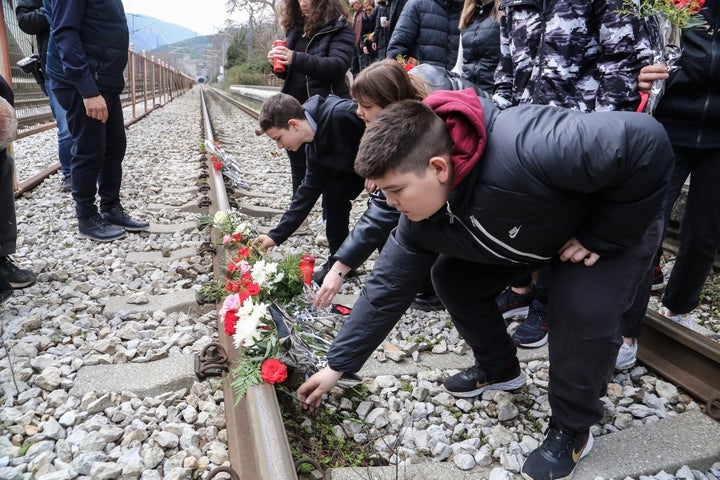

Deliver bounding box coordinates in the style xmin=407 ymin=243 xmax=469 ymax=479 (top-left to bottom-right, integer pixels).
xmin=280 ymin=0 xmax=349 ymax=38
xmin=351 ymin=59 xmax=430 ymax=108
xmin=355 ymin=100 xmax=452 ymax=179
xmin=256 ymin=93 xmax=305 ymax=135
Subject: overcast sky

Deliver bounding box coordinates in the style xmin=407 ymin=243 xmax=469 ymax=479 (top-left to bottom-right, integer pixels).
xmin=121 ymin=0 xmax=233 ymax=35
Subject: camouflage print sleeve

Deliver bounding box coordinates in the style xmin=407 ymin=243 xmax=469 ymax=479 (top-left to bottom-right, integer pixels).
xmin=492 ymin=12 xmax=514 ymax=110
xmin=594 ymin=0 xmax=654 ymax=112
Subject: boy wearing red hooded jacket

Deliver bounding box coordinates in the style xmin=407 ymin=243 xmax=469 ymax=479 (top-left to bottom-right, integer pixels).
xmin=297 ymin=89 xmax=673 ymax=480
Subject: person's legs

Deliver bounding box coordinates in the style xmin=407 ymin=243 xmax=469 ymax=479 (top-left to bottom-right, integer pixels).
xmin=0 ymin=152 xmax=36 ymax=289
xmin=521 ymin=237 xmax=657 ymax=479
xmin=53 ymin=87 xmax=105 ymax=218
xmin=0 ymin=152 xmax=16 ymax=256
xmin=322 ymin=171 xmax=365 ymax=255
xmin=286 ymin=148 xmax=307 ymax=197
xmin=615 ymin=215 xmax=664 ymax=369
xmin=53 ymin=88 xmax=126 ymax=241
xmin=547 ymin=233 xmax=659 ymax=432
xmin=45 ymin=79 xmax=72 ymax=181
xmin=663 ymin=147 xmax=720 ymax=314
xmin=432 ymin=256 xmax=534 ymax=391
xmin=97 ymin=92 xmax=126 ymax=212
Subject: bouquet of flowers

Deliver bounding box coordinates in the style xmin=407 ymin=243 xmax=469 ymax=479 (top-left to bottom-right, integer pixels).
xmin=618 ymin=0 xmax=706 ymax=114
xmin=198 ymin=209 xmax=352 ymax=402
xmin=204 ymin=140 xmax=251 ymax=190
xmin=395 ymin=54 xmax=419 ymax=72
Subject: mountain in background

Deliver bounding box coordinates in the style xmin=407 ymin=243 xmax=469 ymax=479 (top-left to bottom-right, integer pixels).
xmin=126 ymin=13 xmax=206 ymax=52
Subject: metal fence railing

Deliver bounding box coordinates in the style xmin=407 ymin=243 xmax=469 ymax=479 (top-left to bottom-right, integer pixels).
xmin=1 ymin=0 xmax=196 ymax=138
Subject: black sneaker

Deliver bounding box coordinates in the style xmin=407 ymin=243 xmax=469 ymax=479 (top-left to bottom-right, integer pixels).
xmin=512 ymin=299 xmax=548 ymax=348
xmin=411 ymin=293 xmax=445 ymax=311
xmin=60 ymin=176 xmax=71 ymax=192
xmin=521 ymin=421 xmax=593 ymax=480
xmin=651 ymin=265 xmax=664 ymax=291
xmin=100 ymin=205 xmax=150 ymax=232
xmin=78 ymin=213 xmax=127 ymax=242
xmin=443 ymin=364 xmax=526 ymax=398
xmin=496 ymin=285 xmax=535 ymax=319
xmin=0 ymin=256 xmax=36 ymax=289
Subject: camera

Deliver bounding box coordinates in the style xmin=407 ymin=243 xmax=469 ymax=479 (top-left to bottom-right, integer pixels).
xmin=17 ymin=54 xmax=40 ymax=74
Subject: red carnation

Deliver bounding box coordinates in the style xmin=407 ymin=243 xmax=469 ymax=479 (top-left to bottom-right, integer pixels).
xmin=224 ymin=310 xmax=239 ymax=335
xmin=260 ymin=358 xmax=288 ymax=384
xmin=213 ymin=161 xmax=224 ymax=170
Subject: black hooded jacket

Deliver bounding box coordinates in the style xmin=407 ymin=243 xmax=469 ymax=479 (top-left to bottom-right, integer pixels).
xmin=267 ymin=95 xmax=365 ymax=246
xmin=327 ymin=89 xmax=673 ymax=373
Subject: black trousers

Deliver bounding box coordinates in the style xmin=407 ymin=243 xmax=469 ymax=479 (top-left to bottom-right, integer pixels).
xmin=0 ymin=151 xmax=16 ymax=256
xmin=324 ymin=170 xmax=365 ymax=255
xmin=663 ymin=147 xmax=720 ymax=314
xmin=432 ymin=233 xmax=657 ymax=432
xmin=53 ymin=88 xmax=126 ymax=219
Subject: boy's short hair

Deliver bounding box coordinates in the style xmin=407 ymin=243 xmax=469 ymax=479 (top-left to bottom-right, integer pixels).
xmin=256 ymin=93 xmax=305 ymax=136
xmin=355 ymin=100 xmax=452 ymax=179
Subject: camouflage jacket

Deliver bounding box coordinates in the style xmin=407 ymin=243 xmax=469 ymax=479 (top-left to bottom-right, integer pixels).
xmin=493 ymin=0 xmax=653 ymax=112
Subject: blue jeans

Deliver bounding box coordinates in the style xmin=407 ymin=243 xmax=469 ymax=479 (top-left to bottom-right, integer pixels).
xmin=45 ymin=79 xmax=72 ymax=178
xmin=53 ymin=88 xmax=125 ymax=218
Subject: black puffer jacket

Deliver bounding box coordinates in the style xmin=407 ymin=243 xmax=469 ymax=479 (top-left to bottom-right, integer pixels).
xmin=15 ymin=0 xmax=49 ymax=67
xmin=654 ymin=0 xmax=720 ymax=148
xmin=327 ymin=90 xmax=673 ymax=373
xmin=386 ymin=0 xmax=462 ymax=69
xmin=267 ymin=95 xmax=365 ymax=246
xmin=457 ymin=3 xmax=500 ymax=93
xmin=277 ymin=16 xmax=355 ymax=103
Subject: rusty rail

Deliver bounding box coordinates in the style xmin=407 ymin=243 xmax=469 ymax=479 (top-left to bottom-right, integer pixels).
xmin=198 ymin=85 xmax=298 ymax=480
xmin=639 ymin=309 xmax=720 ymax=420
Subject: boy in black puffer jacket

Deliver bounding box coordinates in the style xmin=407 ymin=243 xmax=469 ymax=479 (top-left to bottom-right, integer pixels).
xmin=297 ymin=89 xmax=673 ymax=480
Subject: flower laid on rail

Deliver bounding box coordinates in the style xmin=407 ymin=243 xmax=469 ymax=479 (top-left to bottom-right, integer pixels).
xmin=395 ymin=54 xmax=419 ymax=72
xmin=198 ymin=208 xmax=315 ymax=401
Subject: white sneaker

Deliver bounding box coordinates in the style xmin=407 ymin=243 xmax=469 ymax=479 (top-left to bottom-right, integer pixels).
xmin=615 ymin=339 xmax=637 ymax=370
xmin=662 ymin=307 xmax=694 ymax=329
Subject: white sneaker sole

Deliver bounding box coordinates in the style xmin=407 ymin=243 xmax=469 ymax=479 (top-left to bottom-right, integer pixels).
xmin=502 ymin=306 xmax=530 ymax=319
xmin=444 ymin=371 xmax=527 ymax=398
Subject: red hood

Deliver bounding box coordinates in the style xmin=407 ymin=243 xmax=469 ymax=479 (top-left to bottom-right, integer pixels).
xmin=422 ymin=88 xmax=487 ymax=188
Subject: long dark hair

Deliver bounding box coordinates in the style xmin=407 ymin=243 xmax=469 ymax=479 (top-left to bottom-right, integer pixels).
xmin=280 ymin=0 xmax=350 ymax=38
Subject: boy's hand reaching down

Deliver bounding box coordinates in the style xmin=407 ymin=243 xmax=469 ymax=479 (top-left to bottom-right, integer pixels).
xmin=296 ymin=366 xmax=344 ymax=409
xmin=559 ymin=237 xmax=599 ymax=266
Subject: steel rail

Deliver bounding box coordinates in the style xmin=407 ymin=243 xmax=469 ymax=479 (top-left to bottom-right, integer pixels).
xmin=639 ymin=309 xmax=720 ymax=420
xmin=199 ymin=85 xmax=298 ymax=480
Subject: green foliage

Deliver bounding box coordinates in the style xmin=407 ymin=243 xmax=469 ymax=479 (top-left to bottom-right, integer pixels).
xmin=199 ymin=277 xmax=228 ymax=304
xmin=18 ymin=443 xmax=31 ymax=456
xmin=272 ymin=254 xmax=306 ymax=303
xmin=229 ymin=354 xmax=263 ymax=404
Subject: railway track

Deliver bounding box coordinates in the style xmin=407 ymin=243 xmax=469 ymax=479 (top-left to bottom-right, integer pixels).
xmin=196 ymin=85 xmax=720 ymax=479
xmin=7 ymin=84 xmax=719 ymax=479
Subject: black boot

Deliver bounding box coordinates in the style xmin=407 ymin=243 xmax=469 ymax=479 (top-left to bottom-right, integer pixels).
xmin=78 ymin=213 xmax=127 ymax=242
xmin=101 ymin=205 xmax=149 ymax=232
xmin=0 ymin=256 xmax=36 ymax=289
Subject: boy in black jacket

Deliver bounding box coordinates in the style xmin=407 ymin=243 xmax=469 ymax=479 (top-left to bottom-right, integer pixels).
xmin=297 ymin=89 xmax=673 ymax=480
xmin=255 ymin=93 xmax=366 ymax=256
